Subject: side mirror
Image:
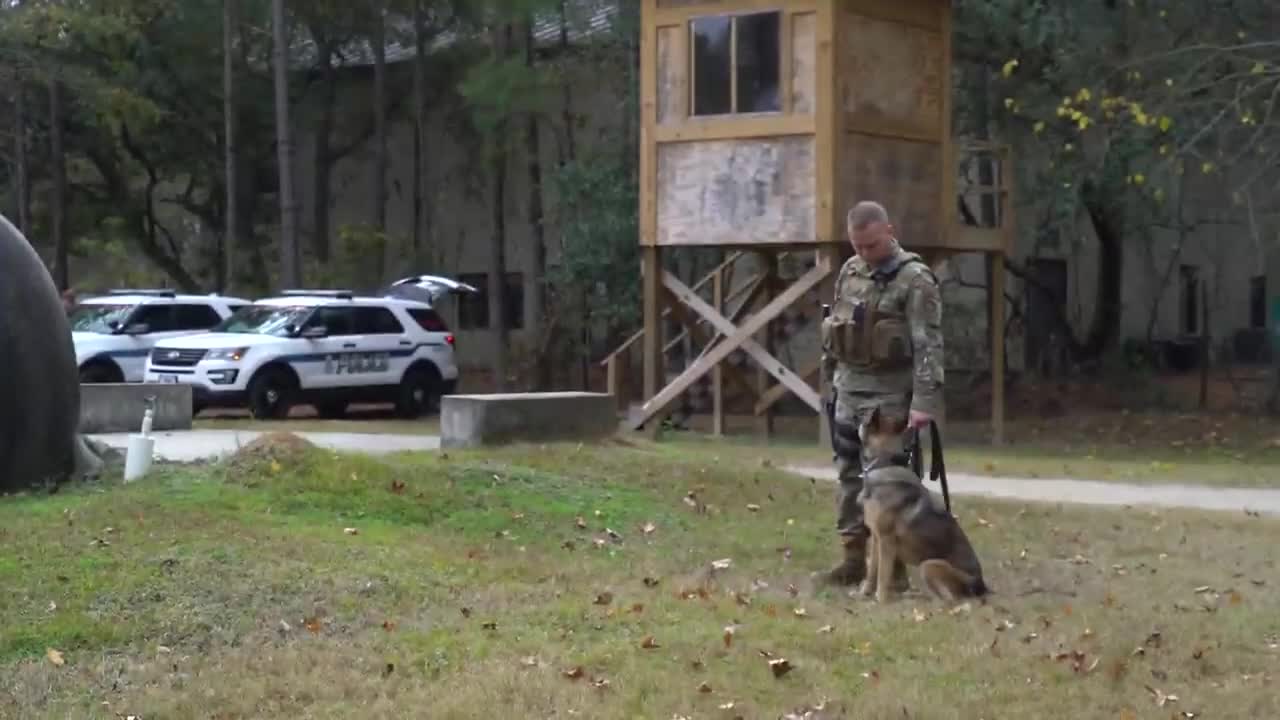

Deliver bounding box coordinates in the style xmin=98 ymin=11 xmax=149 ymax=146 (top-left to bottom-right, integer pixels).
xmin=300 ymin=325 xmax=328 ymax=339
xmin=122 ymin=322 xmax=150 ymax=336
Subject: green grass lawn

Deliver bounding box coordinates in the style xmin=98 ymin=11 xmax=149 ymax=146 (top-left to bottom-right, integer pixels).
xmin=2 ymin=436 xmax=1278 ymax=718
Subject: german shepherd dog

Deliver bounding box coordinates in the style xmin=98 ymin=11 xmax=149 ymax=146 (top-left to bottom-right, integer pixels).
xmin=855 ymin=406 xmax=989 ymax=603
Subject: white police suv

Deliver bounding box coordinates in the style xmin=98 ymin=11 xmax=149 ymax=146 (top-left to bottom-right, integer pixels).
xmin=143 ymin=290 xmax=460 ymax=419
xmin=70 ymin=289 xmax=251 ymax=383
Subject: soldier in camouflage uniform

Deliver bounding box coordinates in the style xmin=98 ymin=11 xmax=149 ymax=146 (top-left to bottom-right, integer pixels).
xmin=819 ymin=201 xmax=946 ymax=589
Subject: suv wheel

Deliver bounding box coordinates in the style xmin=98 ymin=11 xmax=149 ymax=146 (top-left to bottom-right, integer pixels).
xmin=395 ymin=365 xmax=439 ymax=419
xmin=248 ymin=367 xmax=295 ymax=420
xmin=79 ymin=362 xmax=122 ymax=384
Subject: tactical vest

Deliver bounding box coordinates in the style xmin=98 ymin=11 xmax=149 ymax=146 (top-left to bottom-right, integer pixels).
xmin=821 ymin=252 xmax=931 ymax=371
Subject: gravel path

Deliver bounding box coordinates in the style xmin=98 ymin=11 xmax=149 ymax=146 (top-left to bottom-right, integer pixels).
xmin=783 ymin=464 xmax=1280 ymax=516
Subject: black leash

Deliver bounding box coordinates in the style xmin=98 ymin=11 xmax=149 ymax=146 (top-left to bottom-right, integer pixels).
xmin=906 ymin=420 xmax=951 ymax=513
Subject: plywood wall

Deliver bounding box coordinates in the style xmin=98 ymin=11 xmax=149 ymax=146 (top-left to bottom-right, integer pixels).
xmin=839 ymin=134 xmax=941 ymax=246
xmin=656 ymin=137 xmax=816 ymax=246
xmin=656 ymin=26 xmax=687 ymax=125
xmin=837 ymin=0 xmax=951 ymax=247
xmin=790 ymin=12 xmax=817 ymax=115
xmin=840 ymin=10 xmax=944 ymax=140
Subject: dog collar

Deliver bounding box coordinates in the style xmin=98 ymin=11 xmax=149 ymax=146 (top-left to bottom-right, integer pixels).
xmin=862 ymin=452 xmax=911 ymax=474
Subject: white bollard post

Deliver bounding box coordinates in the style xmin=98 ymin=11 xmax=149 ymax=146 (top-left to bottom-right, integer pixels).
xmin=123 ymin=398 xmax=157 ymax=482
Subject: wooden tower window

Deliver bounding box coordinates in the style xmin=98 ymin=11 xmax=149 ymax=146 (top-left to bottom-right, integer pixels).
xmin=690 ymin=11 xmax=781 ymax=116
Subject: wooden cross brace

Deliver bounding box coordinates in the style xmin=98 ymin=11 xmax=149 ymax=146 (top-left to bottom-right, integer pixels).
xmin=630 ymin=260 xmax=832 ymax=430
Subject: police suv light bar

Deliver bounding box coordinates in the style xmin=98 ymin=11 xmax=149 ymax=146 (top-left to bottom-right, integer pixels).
xmin=106 ymin=289 xmax=177 ymax=297
xmin=279 ymin=289 xmax=355 ymax=300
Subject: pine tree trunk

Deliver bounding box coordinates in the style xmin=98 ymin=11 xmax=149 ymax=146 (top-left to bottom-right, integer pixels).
xmin=525 ymin=18 xmax=549 ymax=390
xmin=223 ymin=0 xmax=240 ymax=293
xmin=14 ymin=81 xmax=31 ymax=235
xmin=411 ymin=0 xmax=427 ymax=262
xmin=373 ymin=6 xmax=390 ymax=280
xmin=49 ymin=76 xmax=68 ymax=290
xmin=312 ymin=38 xmax=336 ymax=264
xmin=272 ymin=0 xmax=300 ymax=287
xmin=488 ymin=24 xmax=512 ymax=392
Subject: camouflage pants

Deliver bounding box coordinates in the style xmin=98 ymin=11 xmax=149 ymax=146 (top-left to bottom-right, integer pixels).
xmin=832 ymin=390 xmax=910 ymax=539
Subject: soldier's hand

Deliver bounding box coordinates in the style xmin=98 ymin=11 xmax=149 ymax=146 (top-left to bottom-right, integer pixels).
xmin=908 ymin=410 xmax=933 ymax=429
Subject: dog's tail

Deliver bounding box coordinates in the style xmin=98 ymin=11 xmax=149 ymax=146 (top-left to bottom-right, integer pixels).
xmin=921 ymin=559 xmax=990 ymax=599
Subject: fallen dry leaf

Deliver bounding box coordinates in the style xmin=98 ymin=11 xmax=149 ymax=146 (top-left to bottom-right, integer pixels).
xmin=343 ymin=527 xmax=359 ymax=536
xmin=913 ymin=608 xmax=929 ymax=623
xmin=641 ymin=522 xmax=656 ymax=535
xmin=769 ymin=657 xmax=793 ymax=677
xmin=698 ymin=681 xmax=713 ymax=693
xmin=46 ymin=648 xmax=65 ymax=667
xmin=723 ymin=625 xmax=736 ymax=648
xmin=641 ymin=636 xmax=660 ymax=649
xmin=793 ymin=607 xmax=808 ymax=618
xmin=711 ymin=558 xmax=733 ymax=571
xmin=390 ymin=480 xmax=406 ymax=494
xmin=787 ymin=584 xmax=799 ymax=597
xmin=949 ymin=602 xmax=973 ymax=616
xmin=563 ymin=666 xmax=585 ymax=680
xmin=303 ymin=617 xmax=322 ymax=633
xmin=460 ymin=607 xmax=472 ymax=618
xmin=520 ymin=656 xmax=539 ymax=667
xmin=817 ymin=624 xmax=834 ymax=634
xmin=746 ymin=504 xmax=761 ymax=512
xmin=594 ymin=592 xmax=614 ymax=606
xmin=381 ymin=620 xmax=396 ymax=632
xmin=591 ymin=677 xmax=611 ymax=689
xmin=643 ymin=577 xmax=661 ymax=587
xmin=1144 ymin=684 xmax=1179 ymax=707
xmin=719 ymin=701 xmax=737 ymax=710
xmin=575 ymin=516 xmax=588 ymax=529
xmin=631 ymin=603 xmax=645 ymax=614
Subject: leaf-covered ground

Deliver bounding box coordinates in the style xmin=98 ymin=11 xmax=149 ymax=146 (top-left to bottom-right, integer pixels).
xmin=2 ymin=437 xmax=1278 ymax=719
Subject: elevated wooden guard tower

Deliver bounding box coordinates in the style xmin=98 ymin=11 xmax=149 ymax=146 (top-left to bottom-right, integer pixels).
xmin=630 ymin=0 xmax=1014 ymax=441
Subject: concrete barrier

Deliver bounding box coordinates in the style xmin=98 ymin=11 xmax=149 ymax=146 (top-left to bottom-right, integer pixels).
xmin=440 ymin=391 xmax=617 ymax=449
xmin=78 ymin=383 xmax=193 ymax=434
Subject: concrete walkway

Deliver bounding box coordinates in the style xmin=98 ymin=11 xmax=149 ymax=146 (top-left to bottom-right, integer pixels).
xmin=91 ymin=429 xmax=439 ymax=463
xmin=783 ymin=464 xmax=1280 ymax=517
xmin=87 ymin=429 xmax=1280 ymax=516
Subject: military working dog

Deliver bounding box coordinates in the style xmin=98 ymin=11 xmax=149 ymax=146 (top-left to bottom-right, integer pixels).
xmin=855 ymin=406 xmax=989 ymax=603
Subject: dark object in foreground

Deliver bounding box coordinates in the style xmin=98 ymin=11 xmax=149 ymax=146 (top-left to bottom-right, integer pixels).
xmin=0 ymin=213 xmax=81 ymax=492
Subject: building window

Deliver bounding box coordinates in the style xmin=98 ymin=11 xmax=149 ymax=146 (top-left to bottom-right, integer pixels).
xmin=1179 ymin=264 xmax=1199 ymax=335
xmin=456 ymin=273 xmax=525 ymax=331
xmin=1251 ymin=275 xmax=1266 ymax=329
xmin=690 ymin=11 xmax=781 ymax=116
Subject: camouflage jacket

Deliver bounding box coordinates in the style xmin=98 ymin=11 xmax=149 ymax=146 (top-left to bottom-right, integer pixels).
xmin=820 ymin=242 xmax=945 ymax=418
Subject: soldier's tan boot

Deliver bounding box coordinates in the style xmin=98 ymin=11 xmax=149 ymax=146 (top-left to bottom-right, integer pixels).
xmin=823 ymin=535 xmax=866 ymax=586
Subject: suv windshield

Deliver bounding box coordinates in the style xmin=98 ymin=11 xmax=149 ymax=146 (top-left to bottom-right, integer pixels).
xmin=69 ymin=303 xmax=135 ymax=334
xmin=213 ymin=304 xmax=312 ymax=336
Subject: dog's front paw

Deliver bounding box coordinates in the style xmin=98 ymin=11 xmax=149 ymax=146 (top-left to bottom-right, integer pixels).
xmin=857 ymin=579 xmax=875 ymax=598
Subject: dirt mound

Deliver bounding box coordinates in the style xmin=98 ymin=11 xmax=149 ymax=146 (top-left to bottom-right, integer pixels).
xmin=225 ymin=432 xmax=317 ymax=474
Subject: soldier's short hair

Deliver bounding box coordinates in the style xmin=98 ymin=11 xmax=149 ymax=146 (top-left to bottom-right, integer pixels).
xmin=847 ymin=201 xmax=890 ymax=231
